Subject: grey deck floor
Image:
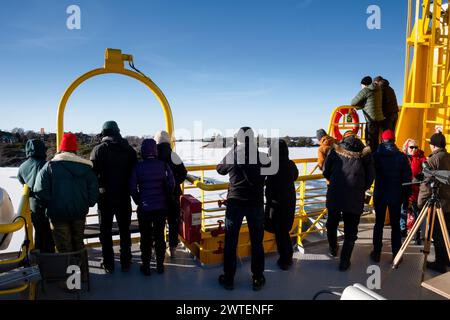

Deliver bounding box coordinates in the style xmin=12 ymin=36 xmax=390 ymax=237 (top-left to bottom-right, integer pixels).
xmin=24 ymin=221 xmax=446 ymax=300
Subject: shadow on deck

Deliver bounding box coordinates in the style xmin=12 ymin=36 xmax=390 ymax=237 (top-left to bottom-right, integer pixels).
xmin=5 ymin=221 xmax=439 ymax=301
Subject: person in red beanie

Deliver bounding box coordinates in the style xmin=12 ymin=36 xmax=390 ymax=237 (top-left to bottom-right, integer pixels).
xmin=371 ymin=130 xmax=412 ymax=263
xmin=34 ymin=133 xmax=98 ymax=255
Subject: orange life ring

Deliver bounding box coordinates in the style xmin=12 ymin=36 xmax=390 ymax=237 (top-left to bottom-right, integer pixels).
xmin=332 ymin=108 xmax=360 ymax=140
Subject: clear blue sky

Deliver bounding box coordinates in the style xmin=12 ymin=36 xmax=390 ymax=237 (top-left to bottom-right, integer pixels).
xmin=0 ymin=0 xmax=407 ymax=138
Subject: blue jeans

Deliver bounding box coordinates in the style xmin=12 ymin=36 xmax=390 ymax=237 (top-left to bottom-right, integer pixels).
xmin=401 ymin=201 xmax=423 ymax=237
xmin=223 ymin=200 xmax=265 ymax=278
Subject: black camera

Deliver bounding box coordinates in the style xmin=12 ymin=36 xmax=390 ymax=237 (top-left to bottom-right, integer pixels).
xmin=421 ymin=162 xmax=450 ymax=186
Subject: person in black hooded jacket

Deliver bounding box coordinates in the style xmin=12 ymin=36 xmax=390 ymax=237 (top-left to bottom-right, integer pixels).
xmin=216 ymin=127 xmax=270 ymax=291
xmin=155 ymin=130 xmax=187 ymax=257
xmin=265 ymin=139 xmax=299 ymax=270
xmin=90 ymin=121 xmax=138 ymax=273
xmin=17 ymin=139 xmax=55 ymax=253
xmin=323 ymin=134 xmax=375 ymax=271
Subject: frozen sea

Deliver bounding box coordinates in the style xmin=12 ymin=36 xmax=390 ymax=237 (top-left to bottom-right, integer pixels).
xmin=0 ymin=142 xmax=319 ymax=253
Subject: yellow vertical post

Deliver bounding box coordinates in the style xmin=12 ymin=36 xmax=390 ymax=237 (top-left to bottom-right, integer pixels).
xmin=201 ymin=169 xmax=205 ymax=232
xmin=296 ymin=162 xmax=308 ymax=247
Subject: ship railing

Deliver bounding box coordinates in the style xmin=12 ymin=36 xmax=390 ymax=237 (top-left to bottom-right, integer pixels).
xmin=0 ymin=185 xmax=36 ymax=299
xmin=183 ymin=158 xmax=329 ymax=248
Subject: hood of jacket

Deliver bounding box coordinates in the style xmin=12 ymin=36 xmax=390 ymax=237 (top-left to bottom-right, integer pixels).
xmin=376 ymin=142 xmax=400 ymax=156
xmin=25 ymin=139 xmax=47 ymax=159
xmin=101 ymin=135 xmax=131 ymax=150
xmin=269 ymin=139 xmax=289 ymax=161
xmin=52 ymin=152 xmax=93 ymax=176
xmin=141 ymin=139 xmax=157 ymax=159
xmin=335 ymin=137 xmax=371 ymax=158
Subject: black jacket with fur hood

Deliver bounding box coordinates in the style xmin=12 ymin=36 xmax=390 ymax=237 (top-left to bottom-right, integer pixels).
xmin=323 ymin=136 xmax=375 ymax=214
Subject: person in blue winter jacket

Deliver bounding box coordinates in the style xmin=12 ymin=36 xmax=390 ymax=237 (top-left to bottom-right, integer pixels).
xmin=129 ymin=139 xmax=175 ymax=276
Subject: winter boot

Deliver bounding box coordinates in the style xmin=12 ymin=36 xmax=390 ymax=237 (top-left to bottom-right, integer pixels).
xmin=339 ymin=241 xmax=355 ymax=272
xmin=327 ymin=230 xmax=339 ymax=257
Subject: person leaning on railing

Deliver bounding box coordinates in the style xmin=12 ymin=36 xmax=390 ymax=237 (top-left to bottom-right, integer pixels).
xmin=34 ymin=133 xmax=99 ymax=253
xmin=316 ymin=129 xmax=337 ymax=172
xmin=418 ymin=132 xmax=450 ymax=274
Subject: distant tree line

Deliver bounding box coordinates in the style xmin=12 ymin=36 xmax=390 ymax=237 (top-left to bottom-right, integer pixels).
xmin=0 ymin=128 xmax=146 ymax=167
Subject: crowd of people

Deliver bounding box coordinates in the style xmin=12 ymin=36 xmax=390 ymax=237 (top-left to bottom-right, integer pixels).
xmin=317 ymin=75 xmax=450 ymax=274
xmin=17 ymin=122 xmax=186 ymax=277
xmin=13 ymin=75 xmax=450 ymax=292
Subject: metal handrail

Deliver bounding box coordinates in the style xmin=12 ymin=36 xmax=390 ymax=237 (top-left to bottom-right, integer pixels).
xmin=182 ymin=158 xmax=329 ymax=247
xmin=0 ymin=185 xmax=35 ymax=298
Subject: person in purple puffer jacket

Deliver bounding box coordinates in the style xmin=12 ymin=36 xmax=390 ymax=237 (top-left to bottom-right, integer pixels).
xmin=129 ymin=139 xmax=175 ymax=276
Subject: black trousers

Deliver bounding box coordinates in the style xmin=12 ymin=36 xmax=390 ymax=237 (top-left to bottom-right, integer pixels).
xmin=138 ymin=209 xmax=167 ymax=266
xmin=224 ymin=201 xmax=265 ymax=278
xmin=98 ymin=198 xmax=132 ymax=266
xmin=365 ymin=121 xmax=382 ymax=152
xmin=167 ymin=199 xmax=180 ymax=248
xmin=432 ymin=212 xmax=450 ymax=266
xmin=382 ymin=113 xmax=398 ymax=131
xmin=270 ymin=206 xmax=295 ymax=265
xmin=326 ymin=211 xmax=361 ymax=256
xmin=31 ymin=209 xmax=55 ymax=253
xmin=373 ymin=202 xmax=402 ymax=255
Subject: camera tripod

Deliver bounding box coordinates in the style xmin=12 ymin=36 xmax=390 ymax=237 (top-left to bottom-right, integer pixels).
xmin=393 ymin=179 xmax=450 ymax=281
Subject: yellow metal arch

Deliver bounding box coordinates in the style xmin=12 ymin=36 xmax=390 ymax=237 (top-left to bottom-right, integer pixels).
xmin=56 ymin=48 xmax=174 ymax=151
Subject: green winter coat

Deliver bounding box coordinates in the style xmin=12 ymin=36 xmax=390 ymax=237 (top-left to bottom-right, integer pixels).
xmin=351 ymin=83 xmax=385 ymax=122
xmin=17 ymin=139 xmax=47 ymax=214
xmin=34 ymin=152 xmax=99 ymax=222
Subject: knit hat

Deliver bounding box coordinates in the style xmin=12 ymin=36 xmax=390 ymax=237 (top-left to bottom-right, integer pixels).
xmin=361 ymin=76 xmax=372 ymax=86
xmin=60 ymin=133 xmax=78 ymax=152
xmin=154 ymin=130 xmax=171 ymax=144
xmin=430 ymin=132 xmax=446 ymax=148
xmin=102 ymin=121 xmax=120 ymax=135
xmin=141 ymin=139 xmax=157 ymax=159
xmin=236 ymin=127 xmax=254 ymax=144
xmin=381 ymin=130 xmax=395 ymax=141
xmin=316 ymin=129 xmax=327 ymax=141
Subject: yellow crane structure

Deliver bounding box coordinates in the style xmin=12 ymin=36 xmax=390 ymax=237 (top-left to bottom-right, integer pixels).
xmin=398 ymin=0 xmax=450 ymax=152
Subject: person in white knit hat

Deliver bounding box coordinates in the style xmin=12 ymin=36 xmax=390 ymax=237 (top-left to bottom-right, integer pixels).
xmin=154 ymin=130 xmax=171 ymax=145
xmin=154 ymin=130 xmax=187 ymax=257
